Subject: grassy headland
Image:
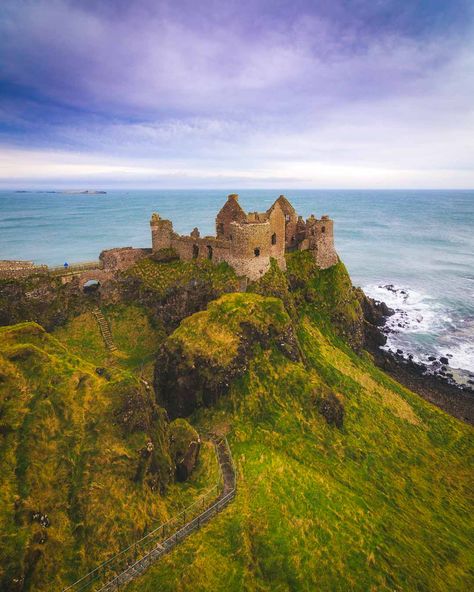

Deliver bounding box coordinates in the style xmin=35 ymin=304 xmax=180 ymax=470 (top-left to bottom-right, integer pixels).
xmin=0 ymin=252 xmax=472 ymax=591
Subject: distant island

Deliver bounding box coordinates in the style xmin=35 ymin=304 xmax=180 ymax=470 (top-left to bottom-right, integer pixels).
xmin=14 ymin=190 xmax=107 ymax=194
xmin=61 ymin=190 xmax=107 ymax=195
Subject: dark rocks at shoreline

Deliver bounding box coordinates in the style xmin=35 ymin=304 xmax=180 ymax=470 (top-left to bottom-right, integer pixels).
xmin=373 ymin=347 xmax=474 ymax=425
xmin=379 ymin=284 xmax=409 ymax=301
xmin=359 ymin=290 xmax=474 ymax=425
xmin=360 ymin=294 xmax=395 ymax=327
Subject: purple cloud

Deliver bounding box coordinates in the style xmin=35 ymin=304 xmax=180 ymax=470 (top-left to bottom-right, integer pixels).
xmin=0 ymin=0 xmax=473 ymax=187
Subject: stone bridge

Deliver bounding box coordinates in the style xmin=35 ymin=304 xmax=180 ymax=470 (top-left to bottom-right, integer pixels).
xmin=59 ymin=267 xmax=115 ymax=287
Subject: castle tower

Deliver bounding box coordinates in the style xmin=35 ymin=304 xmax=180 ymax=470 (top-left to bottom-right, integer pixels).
xmin=267 ymin=195 xmax=298 ymax=250
xmin=216 ymin=194 xmax=247 ymax=240
xmin=150 ymin=213 xmax=173 ymax=252
xmin=306 ymin=215 xmax=338 ymax=269
xmin=228 ymin=219 xmax=272 ymax=280
xmin=266 ymin=200 xmax=286 ymax=270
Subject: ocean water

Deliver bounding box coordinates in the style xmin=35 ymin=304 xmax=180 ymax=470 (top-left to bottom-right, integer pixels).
xmin=1 ymin=189 xmax=473 ymax=372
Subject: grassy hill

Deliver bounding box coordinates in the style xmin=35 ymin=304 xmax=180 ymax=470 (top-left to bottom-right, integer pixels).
xmin=125 ymin=265 xmax=473 ymax=591
xmin=1 ymin=253 xmax=472 ymax=591
xmin=0 ymin=321 xmax=218 ymax=591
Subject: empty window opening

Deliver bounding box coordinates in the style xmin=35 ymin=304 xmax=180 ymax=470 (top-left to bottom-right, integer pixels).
xmin=254 ymin=247 xmax=260 ymax=257
xmin=192 ymin=244 xmax=199 ymax=259
xmin=217 ymin=222 xmax=224 ymax=235
xmin=83 ymin=279 xmax=100 ymax=294
xmin=207 ymin=245 xmax=213 ymax=260
xmin=311 ymin=229 xmax=315 ymax=236
xmin=271 ymin=233 xmax=277 ymax=245
xmin=321 ymin=226 xmax=326 ymax=233
xmin=285 ymin=214 xmax=291 ymax=222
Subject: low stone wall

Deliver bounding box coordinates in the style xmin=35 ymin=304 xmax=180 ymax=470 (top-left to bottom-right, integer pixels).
xmin=100 ymin=247 xmax=151 ymax=271
xmin=0 ymin=260 xmax=48 ymax=279
xmin=171 ymin=235 xmax=230 ymax=263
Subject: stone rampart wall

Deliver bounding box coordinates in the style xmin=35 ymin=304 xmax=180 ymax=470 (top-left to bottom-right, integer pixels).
xmin=171 ymin=235 xmax=230 ymax=263
xmin=0 ymin=260 xmax=48 ymax=279
xmin=100 ymin=247 xmax=150 ymax=271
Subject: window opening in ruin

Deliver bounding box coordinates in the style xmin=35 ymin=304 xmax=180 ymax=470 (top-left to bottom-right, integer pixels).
xmin=321 ymin=226 xmax=326 ymax=233
xmin=254 ymin=247 xmax=260 ymax=257
xmin=291 ymin=236 xmax=295 ymax=242
xmin=217 ymin=222 xmax=224 ymax=234
xmin=207 ymin=245 xmax=213 ymax=260
xmin=83 ymin=279 xmax=100 ymax=294
xmin=285 ymin=214 xmax=291 ymax=222
xmin=311 ymin=229 xmax=315 ymax=236
xmin=271 ymin=233 xmax=277 ymax=245
xmin=192 ymin=244 xmax=199 ymax=259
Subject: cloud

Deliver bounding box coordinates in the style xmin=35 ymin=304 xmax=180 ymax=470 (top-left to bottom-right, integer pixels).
xmin=0 ymin=0 xmax=473 ymax=187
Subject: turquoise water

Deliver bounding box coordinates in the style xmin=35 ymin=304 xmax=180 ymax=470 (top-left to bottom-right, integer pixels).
xmin=1 ymin=189 xmax=473 ymax=371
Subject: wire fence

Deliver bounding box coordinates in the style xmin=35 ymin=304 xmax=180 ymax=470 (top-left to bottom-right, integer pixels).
xmin=62 ymin=436 xmax=236 ymax=592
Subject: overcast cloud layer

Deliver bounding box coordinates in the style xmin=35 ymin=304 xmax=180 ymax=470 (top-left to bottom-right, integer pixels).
xmin=1 ymin=0 xmax=473 ymax=188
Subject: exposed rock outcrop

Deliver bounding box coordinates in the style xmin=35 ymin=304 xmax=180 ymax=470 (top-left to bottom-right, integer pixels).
xmin=154 ymin=293 xmax=301 ymax=418
xmin=169 ymin=419 xmax=201 ymax=481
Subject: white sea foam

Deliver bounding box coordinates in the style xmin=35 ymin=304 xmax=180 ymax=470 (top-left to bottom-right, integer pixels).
xmin=363 ymin=283 xmax=444 ymax=335
xmin=362 ymin=283 xmax=474 ymax=373
xmin=440 ymin=341 xmax=474 ymax=373
xmin=436 ymin=320 xmax=474 ymax=373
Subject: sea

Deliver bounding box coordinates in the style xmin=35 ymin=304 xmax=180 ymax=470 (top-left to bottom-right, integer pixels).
xmin=1 ymin=189 xmax=473 ymax=374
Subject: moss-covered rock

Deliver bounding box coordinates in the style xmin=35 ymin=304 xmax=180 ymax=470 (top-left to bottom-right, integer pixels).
xmin=0 ymin=275 xmax=93 ymax=330
xmin=154 ymin=293 xmax=301 ymax=418
xmin=125 ymin=258 xmax=240 ymax=332
xmin=286 ymin=252 xmax=365 ymax=349
xmin=169 ymin=419 xmax=201 ymax=481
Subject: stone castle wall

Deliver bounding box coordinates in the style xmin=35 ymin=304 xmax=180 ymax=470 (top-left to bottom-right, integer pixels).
xmin=100 ymin=247 xmax=150 ymax=271
xmin=228 ymin=219 xmax=273 ymax=279
xmin=149 ymin=193 xmax=337 ymax=279
xmin=267 ymin=205 xmax=287 ymax=270
xmin=171 ymin=235 xmax=231 ymax=264
xmin=0 ymin=260 xmax=48 ymax=279
xmin=312 ymin=217 xmax=338 ymax=269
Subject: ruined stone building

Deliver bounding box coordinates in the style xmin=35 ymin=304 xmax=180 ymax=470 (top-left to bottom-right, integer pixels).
xmin=150 ymin=194 xmax=338 ymax=281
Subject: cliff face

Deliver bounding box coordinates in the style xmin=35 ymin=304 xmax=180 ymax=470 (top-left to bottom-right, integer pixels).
xmin=0 ymin=275 xmax=93 ymax=330
xmin=154 ymin=293 xmax=301 ymax=418
xmin=0 ymin=322 xmax=203 ymax=591
xmin=138 ymin=258 xmax=473 ymax=592
xmin=152 ymin=253 xmax=392 ymax=419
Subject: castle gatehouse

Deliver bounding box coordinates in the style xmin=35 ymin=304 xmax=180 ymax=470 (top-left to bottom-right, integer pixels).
xmin=150 ymin=194 xmax=338 ymax=281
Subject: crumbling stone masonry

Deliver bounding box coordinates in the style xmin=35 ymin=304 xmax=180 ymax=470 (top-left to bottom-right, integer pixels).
xmin=150 ymin=194 xmax=338 ymax=281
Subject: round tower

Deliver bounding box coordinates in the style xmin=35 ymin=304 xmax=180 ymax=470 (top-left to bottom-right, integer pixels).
xmin=306 ymin=215 xmax=338 ymax=269
xmin=150 ymin=213 xmax=173 ymax=252
xmin=228 ymin=220 xmax=272 ymax=280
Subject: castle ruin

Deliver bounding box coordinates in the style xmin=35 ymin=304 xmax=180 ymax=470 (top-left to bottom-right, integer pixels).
xmin=150 ymin=194 xmax=338 ymax=281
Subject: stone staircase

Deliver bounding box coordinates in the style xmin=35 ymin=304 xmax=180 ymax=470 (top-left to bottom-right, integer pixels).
xmin=92 ymin=308 xmax=117 ymax=352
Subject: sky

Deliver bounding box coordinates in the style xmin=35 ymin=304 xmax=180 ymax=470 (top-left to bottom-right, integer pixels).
xmin=0 ymin=0 xmax=473 ymax=189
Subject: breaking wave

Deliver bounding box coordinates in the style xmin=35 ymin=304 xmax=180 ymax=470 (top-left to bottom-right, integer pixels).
xmin=364 ymin=283 xmax=474 ymax=374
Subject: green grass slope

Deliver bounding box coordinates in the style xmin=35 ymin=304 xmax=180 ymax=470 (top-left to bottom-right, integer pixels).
xmin=128 ymin=257 xmax=239 ymax=298
xmin=126 ymin=291 xmax=474 ymax=592
xmin=0 ymin=322 xmax=218 ymax=591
